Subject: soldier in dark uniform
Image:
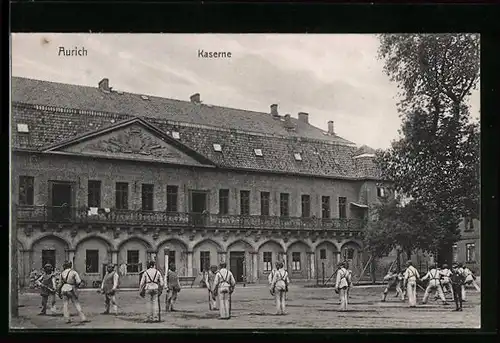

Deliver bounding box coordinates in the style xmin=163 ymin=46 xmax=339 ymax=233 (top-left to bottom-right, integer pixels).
xmin=35 ymin=264 xmax=57 ymax=315
xmin=165 ymin=262 xmax=181 ymax=312
xmin=450 ymin=263 xmax=465 ymax=311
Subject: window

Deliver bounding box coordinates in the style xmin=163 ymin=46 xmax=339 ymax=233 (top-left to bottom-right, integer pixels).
xmin=377 ymin=187 xmax=386 ymax=197
xmin=294 ymin=153 xmax=302 ymax=161
xmin=301 ymin=194 xmax=311 ymax=218
xmin=260 ymin=192 xmax=270 ymax=216
xmin=452 ymin=244 xmax=458 ymax=263
xmin=141 ymin=184 xmax=154 ymax=211
xmin=166 ymin=186 xmax=178 ymax=212
xmin=115 ymin=182 xmax=129 ymax=210
xmin=280 ymin=193 xmax=289 ymax=217
xmin=338 ymin=197 xmax=347 ymax=219
xmin=127 ymin=250 xmax=140 ymax=273
xmin=263 ymin=252 xmax=272 ymax=271
xmin=172 ymin=131 xmax=180 ymax=139
xmin=213 ymin=144 xmax=222 ymax=152
xmin=321 ymin=196 xmax=330 ymax=219
xmin=85 ymin=250 xmax=99 ymax=273
xmin=320 ymin=249 xmax=326 ymax=259
xmin=165 ymin=250 xmax=176 ymax=269
xmin=343 ymin=248 xmax=354 ymax=260
xmin=41 ymin=250 xmax=55 ymax=269
xmin=292 ymin=252 xmax=301 ymax=271
xmin=254 ymin=149 xmax=263 ymax=156
xmin=19 ymin=176 xmax=34 ymax=205
xmin=240 ymin=190 xmax=250 ymax=216
xmin=466 ymin=243 xmax=476 ymax=263
xmin=464 ymin=217 xmax=474 ymax=232
xmin=17 ymin=123 xmax=29 ymax=133
xmin=219 ymin=189 xmax=229 ymax=215
xmin=88 ymin=180 xmax=101 ymax=208
xmin=200 ymin=251 xmax=210 ymax=272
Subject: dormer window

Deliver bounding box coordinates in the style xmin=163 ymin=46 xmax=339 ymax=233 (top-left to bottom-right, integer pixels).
xmin=377 ymin=187 xmax=386 ymax=197
xmin=17 ymin=123 xmax=29 ymax=133
xmin=294 ymin=153 xmax=302 ymax=161
xmin=172 ymin=131 xmax=180 ymax=139
xmin=141 ymin=95 xmax=149 ymax=100
xmin=213 ymin=144 xmax=222 ymax=152
xmin=254 ymin=149 xmax=263 ymax=157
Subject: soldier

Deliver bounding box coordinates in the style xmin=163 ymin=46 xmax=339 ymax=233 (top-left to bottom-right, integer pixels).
xmin=165 ymin=262 xmax=181 ymax=312
xmin=462 ymin=265 xmax=480 ymax=300
xmin=335 ymin=261 xmax=352 ymax=311
xmin=268 ymin=262 xmax=279 ymax=286
xmin=56 ymin=261 xmax=88 ymax=324
xmin=204 ymin=265 xmax=219 ymax=310
xmin=139 ymin=260 xmax=164 ymax=322
xmin=450 ymin=263 xmax=465 ymax=311
xmin=212 ymin=262 xmax=236 ymax=320
xmin=98 ymin=264 xmax=119 ymax=315
xmin=35 ymin=264 xmax=57 ymax=315
xmin=403 ymin=261 xmax=420 ymax=308
xmin=439 ymin=263 xmax=454 ymax=300
xmin=270 ymin=261 xmax=290 ymax=315
xmin=382 ymin=268 xmax=404 ymax=302
xmin=420 ymin=264 xmax=448 ymax=305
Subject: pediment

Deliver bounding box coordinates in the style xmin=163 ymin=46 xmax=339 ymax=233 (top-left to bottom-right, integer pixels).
xmin=51 ymin=121 xmax=211 ymax=167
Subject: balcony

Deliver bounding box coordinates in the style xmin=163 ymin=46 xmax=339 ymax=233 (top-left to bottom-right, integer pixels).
xmin=16 ymin=206 xmax=367 ymax=231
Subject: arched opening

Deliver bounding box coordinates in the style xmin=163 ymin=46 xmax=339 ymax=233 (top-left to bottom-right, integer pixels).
xmin=315 ymin=241 xmax=339 ymax=283
xmin=117 ymin=238 xmax=151 ymax=288
xmin=257 ymin=240 xmax=285 ymax=282
xmin=157 ymin=239 xmax=189 ymax=276
xmin=31 ymin=235 xmax=70 ymax=272
xmin=341 ymin=241 xmax=364 ymax=278
xmin=74 ymin=236 xmax=113 ymax=287
xmin=286 ymin=240 xmax=312 ymax=280
xmin=227 ymin=240 xmax=254 ymax=283
xmin=192 ymin=239 xmax=222 ymax=277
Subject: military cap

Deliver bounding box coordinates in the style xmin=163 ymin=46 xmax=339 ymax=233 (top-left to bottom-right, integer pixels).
xmin=44 ymin=263 xmax=53 ymax=269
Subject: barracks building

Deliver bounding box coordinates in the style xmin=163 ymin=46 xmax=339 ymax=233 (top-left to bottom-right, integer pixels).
xmin=12 ymin=77 xmax=389 ymax=288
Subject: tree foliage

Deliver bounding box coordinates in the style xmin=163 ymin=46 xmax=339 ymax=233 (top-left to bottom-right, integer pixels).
xmin=367 ymin=34 xmax=480 ymax=259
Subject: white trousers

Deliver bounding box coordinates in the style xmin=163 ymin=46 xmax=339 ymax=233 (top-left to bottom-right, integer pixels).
xmin=146 ymin=289 xmax=160 ymax=321
xmin=104 ymin=294 xmax=118 ymax=314
xmin=406 ymin=281 xmax=417 ymax=307
xmin=218 ymin=291 xmax=231 ymax=319
xmin=62 ymin=292 xmax=86 ymax=322
xmin=339 ymin=288 xmax=349 ymax=311
xmin=422 ymin=280 xmax=446 ymax=303
xmin=464 ymin=275 xmax=481 ymax=292
xmin=275 ymin=290 xmax=286 ymax=314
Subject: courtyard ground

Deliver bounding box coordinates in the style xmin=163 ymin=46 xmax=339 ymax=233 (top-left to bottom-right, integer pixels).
xmin=11 ymin=284 xmax=480 ymax=329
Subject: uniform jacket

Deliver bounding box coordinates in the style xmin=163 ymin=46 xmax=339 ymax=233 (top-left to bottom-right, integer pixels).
xmin=271 ymin=268 xmax=290 ymax=292
xmin=58 ymin=269 xmax=82 ymax=294
xmin=403 ymin=266 xmax=420 ymax=283
xmin=212 ymin=268 xmax=236 ymax=294
xmin=450 ymin=269 xmax=466 ymax=285
xmin=204 ymin=270 xmax=217 ymax=289
xmin=36 ymin=272 xmax=56 ymax=296
xmin=440 ymin=268 xmax=452 ymax=283
xmin=268 ymin=269 xmax=277 ymax=285
xmin=165 ymin=269 xmax=181 ymax=292
xmin=421 ymin=268 xmax=442 ymax=286
xmin=139 ymin=268 xmax=164 ymax=291
xmin=335 ymin=267 xmax=352 ymax=289
xmin=101 ymin=271 xmax=119 ymax=293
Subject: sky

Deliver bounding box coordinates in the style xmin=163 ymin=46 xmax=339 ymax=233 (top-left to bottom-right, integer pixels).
xmin=11 ymin=34 xmax=480 ymax=150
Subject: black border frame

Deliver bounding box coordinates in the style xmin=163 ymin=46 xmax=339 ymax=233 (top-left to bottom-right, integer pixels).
xmin=4 ymin=1 xmax=499 ymax=340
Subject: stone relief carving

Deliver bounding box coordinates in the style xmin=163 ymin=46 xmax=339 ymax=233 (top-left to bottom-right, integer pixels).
xmin=85 ymin=126 xmax=181 ymax=158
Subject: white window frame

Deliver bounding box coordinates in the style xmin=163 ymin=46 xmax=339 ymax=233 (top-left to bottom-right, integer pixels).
xmin=172 ymin=131 xmax=180 ymax=139
xmin=292 ymin=252 xmax=301 ymax=271
xmin=17 ymin=123 xmax=29 ymax=133
xmin=254 ymin=149 xmax=263 ymax=156
xmin=465 ymin=243 xmax=476 ymax=263
xmin=263 ymin=252 xmax=272 ymax=271
xmin=213 ymin=143 xmax=222 ymax=152
xmin=294 ymin=153 xmax=302 ymax=161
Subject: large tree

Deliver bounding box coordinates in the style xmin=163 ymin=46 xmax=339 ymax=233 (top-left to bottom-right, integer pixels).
xmin=372 ymin=34 xmax=480 ymax=264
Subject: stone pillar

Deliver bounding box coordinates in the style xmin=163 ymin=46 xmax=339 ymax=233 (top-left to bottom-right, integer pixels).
xmin=187 ymin=251 xmax=193 ymax=277
xmin=111 ymin=250 xmax=118 ymax=265
xmin=147 ymin=249 xmax=157 ymax=263
xmin=251 ymin=252 xmax=258 ymax=282
xmin=335 ymin=252 xmax=341 ymax=264
xmin=67 ymin=249 xmax=76 ymax=265
xmin=218 ymin=252 xmax=227 ymax=264
xmin=308 ymin=252 xmax=315 ymax=280
xmin=279 ymin=252 xmax=288 ymax=270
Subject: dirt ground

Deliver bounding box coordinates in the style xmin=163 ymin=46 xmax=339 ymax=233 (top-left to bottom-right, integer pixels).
xmin=11 ymin=284 xmax=480 ymax=329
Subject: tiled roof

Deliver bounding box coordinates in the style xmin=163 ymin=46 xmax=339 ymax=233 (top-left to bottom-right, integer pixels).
xmin=12 ymin=77 xmax=382 ymax=180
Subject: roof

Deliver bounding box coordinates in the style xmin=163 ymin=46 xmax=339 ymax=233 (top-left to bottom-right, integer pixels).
xmin=11 ymin=77 xmax=382 ymax=180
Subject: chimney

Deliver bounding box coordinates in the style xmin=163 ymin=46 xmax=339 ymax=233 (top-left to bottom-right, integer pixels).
xmin=190 ymin=93 xmax=201 ymax=104
xmin=98 ymin=78 xmax=110 ymax=92
xmin=284 ymin=114 xmax=295 ymax=130
xmin=270 ymin=104 xmax=279 ymax=117
xmin=298 ymin=112 xmax=309 ymax=124
xmin=328 ymin=120 xmax=335 ymax=135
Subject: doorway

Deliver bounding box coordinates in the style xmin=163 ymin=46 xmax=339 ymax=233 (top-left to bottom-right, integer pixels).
xmin=230 ymin=251 xmax=245 ymax=283
xmin=50 ymin=182 xmax=73 ymax=221
xmin=190 ymin=191 xmax=208 ymax=226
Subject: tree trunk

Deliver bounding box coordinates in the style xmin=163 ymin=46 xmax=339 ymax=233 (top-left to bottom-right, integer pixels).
xmin=437 ymin=243 xmax=453 ymax=266
xmin=396 ymin=249 xmax=402 ymax=272
xmin=370 ymin=257 xmax=377 ymax=284
xmin=406 ymin=248 xmax=412 ymax=264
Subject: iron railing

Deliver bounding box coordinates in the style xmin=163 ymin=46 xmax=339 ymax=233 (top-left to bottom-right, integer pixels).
xmin=16 ymin=205 xmax=367 ymax=231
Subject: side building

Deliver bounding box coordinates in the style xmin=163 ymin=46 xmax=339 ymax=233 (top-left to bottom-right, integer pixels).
xmin=12 ymin=77 xmax=390 ymax=288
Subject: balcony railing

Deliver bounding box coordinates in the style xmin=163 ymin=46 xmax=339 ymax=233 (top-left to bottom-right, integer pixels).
xmin=16 ymin=206 xmax=366 ymax=231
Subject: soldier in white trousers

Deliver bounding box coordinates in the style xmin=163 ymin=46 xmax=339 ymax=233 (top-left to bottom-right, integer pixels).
xmin=212 ymin=262 xmax=236 ymax=320
xmin=57 ymin=261 xmax=89 ymax=324
xmin=403 ymin=261 xmax=420 ymax=308
xmin=139 ymin=261 xmax=164 ymax=322
xmin=204 ymin=265 xmax=219 ymax=310
xmin=439 ymin=264 xmax=454 ymax=300
xmin=335 ymin=261 xmax=352 ymax=311
xmin=270 ymin=262 xmax=290 ymax=315
xmin=420 ymin=264 xmax=449 ymax=305
xmin=462 ymin=264 xmax=480 ymax=301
